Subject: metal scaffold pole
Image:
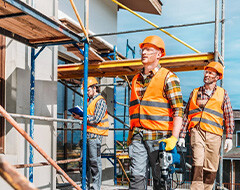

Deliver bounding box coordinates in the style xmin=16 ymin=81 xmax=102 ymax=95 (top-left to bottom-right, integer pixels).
xmin=82 ymin=0 xmax=90 ymax=188
xmin=112 ymin=0 xmax=200 ymax=53
xmin=0 ymin=157 xmax=38 ymax=190
xmin=220 ymin=0 xmax=225 ymax=86
xmin=0 ymin=105 xmax=81 ymax=190
xmin=29 ymin=5 xmax=36 ymax=178
xmin=214 ymin=0 xmax=226 ymax=189
xmin=123 ymin=85 xmax=127 ymax=144
xmin=214 ymin=0 xmax=220 ymax=62
xmin=29 ymin=10 xmax=36 ymax=183
xmin=64 ymin=79 xmax=68 ymax=171
xmin=29 ymin=45 xmax=45 ymax=183
xmin=81 ymin=41 xmax=89 ymax=190
xmin=219 ymin=0 xmax=225 ymax=189
xmin=29 ymin=47 xmax=35 ymax=183
xmin=214 ymin=1 xmax=220 ymax=189
xmin=113 ymin=46 xmax=117 ymax=185
xmin=90 ymin=21 xmax=215 ymax=38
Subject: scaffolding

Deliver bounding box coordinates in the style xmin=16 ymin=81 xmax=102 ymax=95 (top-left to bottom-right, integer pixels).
xmin=0 ymin=0 xmax=227 ymax=189
xmin=57 ymin=0 xmax=226 ymax=187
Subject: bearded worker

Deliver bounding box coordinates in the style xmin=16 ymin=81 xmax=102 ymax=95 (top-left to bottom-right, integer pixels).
xmin=178 ymin=61 xmax=235 ymax=190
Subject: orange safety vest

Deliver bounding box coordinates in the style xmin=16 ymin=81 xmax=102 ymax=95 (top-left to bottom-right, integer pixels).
xmin=129 ymin=67 xmax=173 ymax=131
xmin=87 ymin=95 xmax=109 ymax=136
xmin=188 ymin=86 xmax=224 ymax=136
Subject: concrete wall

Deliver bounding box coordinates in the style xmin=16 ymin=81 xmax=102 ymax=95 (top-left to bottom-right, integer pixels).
xmin=101 ymin=78 xmax=115 ymax=174
xmin=0 ymin=0 xmax=58 ymax=189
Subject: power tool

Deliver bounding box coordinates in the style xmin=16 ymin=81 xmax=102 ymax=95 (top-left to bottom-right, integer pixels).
xmin=156 ymin=142 xmax=187 ymax=190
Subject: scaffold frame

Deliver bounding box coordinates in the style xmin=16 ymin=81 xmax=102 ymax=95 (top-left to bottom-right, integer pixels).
xmin=0 ymin=0 xmax=227 ymax=189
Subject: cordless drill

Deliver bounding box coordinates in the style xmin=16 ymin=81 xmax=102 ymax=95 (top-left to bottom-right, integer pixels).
xmin=158 ymin=141 xmax=181 ymax=189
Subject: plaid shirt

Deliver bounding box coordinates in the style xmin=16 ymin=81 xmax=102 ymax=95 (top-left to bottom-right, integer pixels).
xmin=87 ymin=94 xmax=107 ymax=138
xmin=180 ymin=85 xmax=235 ymax=139
xmin=133 ymin=64 xmax=184 ymax=140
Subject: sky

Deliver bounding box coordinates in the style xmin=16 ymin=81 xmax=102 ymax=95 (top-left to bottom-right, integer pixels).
xmin=116 ymin=0 xmax=240 ymax=109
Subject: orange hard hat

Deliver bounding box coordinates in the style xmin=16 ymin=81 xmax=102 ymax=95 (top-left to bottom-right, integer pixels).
xmin=204 ymin=61 xmax=224 ymax=80
xmin=82 ymin=77 xmax=98 ymax=89
xmin=139 ymin=35 xmax=166 ymax=57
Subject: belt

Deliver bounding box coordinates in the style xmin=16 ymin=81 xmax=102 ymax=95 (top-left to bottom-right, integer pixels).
xmin=86 ymin=133 xmax=103 ymax=140
xmin=132 ymin=127 xmax=170 ymax=134
xmin=132 ymin=127 xmax=171 ymax=141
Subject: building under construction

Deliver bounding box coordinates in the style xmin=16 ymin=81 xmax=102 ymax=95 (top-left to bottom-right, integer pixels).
xmin=0 ymin=0 xmax=239 ymax=189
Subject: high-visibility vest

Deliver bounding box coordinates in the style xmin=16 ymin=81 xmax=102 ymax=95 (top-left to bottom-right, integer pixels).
xmin=188 ymin=86 xmax=224 ymax=136
xmin=129 ymin=67 xmax=173 ymax=131
xmin=87 ymin=95 xmax=109 ymax=136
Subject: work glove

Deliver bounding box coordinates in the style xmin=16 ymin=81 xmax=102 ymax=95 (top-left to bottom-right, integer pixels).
xmin=159 ymin=135 xmax=178 ymax=151
xmin=177 ymin=138 xmax=185 ymax=147
xmin=127 ymin=129 xmax=134 ymax=146
xmin=224 ymin=139 xmax=233 ymax=153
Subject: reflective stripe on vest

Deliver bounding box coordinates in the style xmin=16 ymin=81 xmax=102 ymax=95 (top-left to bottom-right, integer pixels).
xmin=130 ymin=99 xmax=170 ymax=108
xmin=130 ymin=113 xmax=173 ymax=122
xmin=129 ymin=67 xmax=173 ymax=131
xmin=188 ymin=86 xmax=224 ymax=136
xmin=87 ymin=95 xmax=109 ymax=136
xmin=189 ymin=108 xmax=223 ymax=118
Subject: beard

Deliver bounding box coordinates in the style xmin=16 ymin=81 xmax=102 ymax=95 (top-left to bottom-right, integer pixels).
xmin=203 ymin=77 xmax=216 ymax=84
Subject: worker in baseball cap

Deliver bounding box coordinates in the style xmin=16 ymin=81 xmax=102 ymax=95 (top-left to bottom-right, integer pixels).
xmin=128 ymin=35 xmax=184 ymax=189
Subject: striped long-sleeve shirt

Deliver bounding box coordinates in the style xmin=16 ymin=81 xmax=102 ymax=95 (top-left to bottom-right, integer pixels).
xmin=179 ymin=85 xmax=235 ymax=139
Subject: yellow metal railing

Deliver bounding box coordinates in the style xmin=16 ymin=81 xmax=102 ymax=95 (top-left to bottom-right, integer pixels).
xmin=112 ymin=0 xmax=200 ymax=53
xmin=69 ymin=0 xmax=89 ymax=42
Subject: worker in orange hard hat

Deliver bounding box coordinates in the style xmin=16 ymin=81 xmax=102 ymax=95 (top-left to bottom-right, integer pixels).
xmin=178 ymin=61 xmax=234 ymax=190
xmin=82 ymin=77 xmax=98 ymax=88
xmin=139 ymin=35 xmax=166 ymax=57
xmin=204 ymin=61 xmax=224 ymax=79
xmin=128 ymin=35 xmax=184 ymax=189
xmin=81 ymin=77 xmax=99 ymax=91
xmin=74 ymin=77 xmax=109 ymax=190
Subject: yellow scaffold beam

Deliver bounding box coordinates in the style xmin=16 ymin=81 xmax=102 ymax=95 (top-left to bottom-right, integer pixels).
xmin=112 ymin=0 xmax=200 ymax=53
xmin=58 ymin=53 xmax=214 ymax=79
xmin=69 ymin=0 xmax=89 ymax=42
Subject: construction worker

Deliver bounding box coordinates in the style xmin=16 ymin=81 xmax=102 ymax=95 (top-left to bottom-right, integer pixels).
xmin=178 ymin=61 xmax=235 ymax=190
xmin=73 ymin=77 xmax=109 ymax=190
xmin=128 ymin=35 xmax=184 ymax=190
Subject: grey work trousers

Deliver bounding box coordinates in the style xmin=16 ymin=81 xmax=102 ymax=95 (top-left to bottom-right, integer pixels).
xmin=129 ymin=133 xmax=167 ymax=190
xmin=81 ymin=136 xmax=102 ymax=190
